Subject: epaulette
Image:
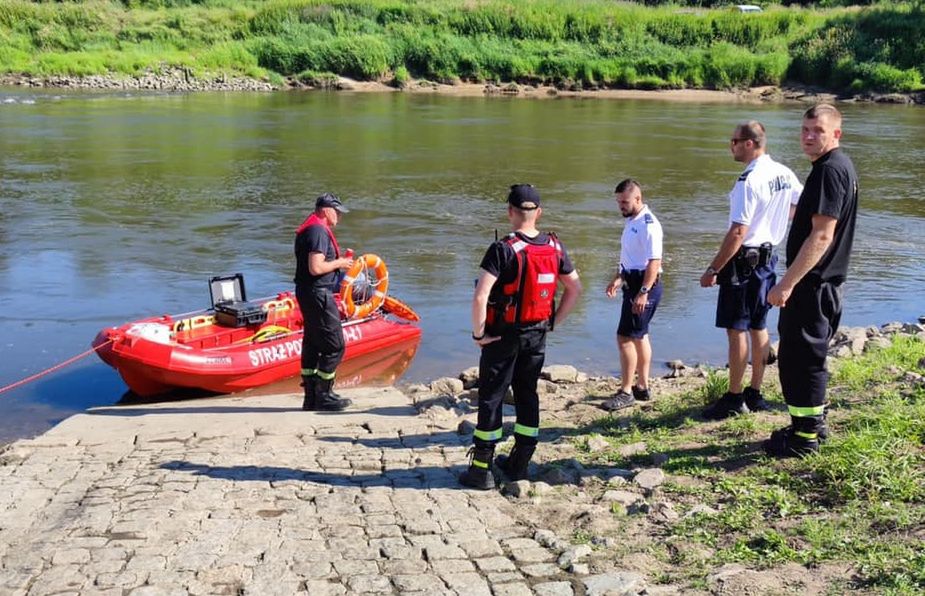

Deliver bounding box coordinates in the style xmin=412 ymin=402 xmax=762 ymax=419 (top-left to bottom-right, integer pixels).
xmin=737 ymin=169 xmax=753 ymax=182
xmin=644 ymin=213 xmax=654 ymax=224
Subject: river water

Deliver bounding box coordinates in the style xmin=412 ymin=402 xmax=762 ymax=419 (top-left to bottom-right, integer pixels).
xmin=1 ymin=88 xmax=923 ymax=442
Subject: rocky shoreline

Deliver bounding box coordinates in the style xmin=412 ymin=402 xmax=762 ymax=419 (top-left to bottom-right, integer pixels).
xmin=3 ymin=69 xmax=925 ymax=105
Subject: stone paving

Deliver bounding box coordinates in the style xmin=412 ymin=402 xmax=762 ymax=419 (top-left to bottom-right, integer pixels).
xmin=0 ymin=387 xmax=645 ymax=595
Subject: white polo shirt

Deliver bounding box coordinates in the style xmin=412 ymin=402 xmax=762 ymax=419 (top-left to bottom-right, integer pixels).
xmin=729 ymin=154 xmax=803 ymax=246
xmin=620 ymin=205 xmax=663 ymax=272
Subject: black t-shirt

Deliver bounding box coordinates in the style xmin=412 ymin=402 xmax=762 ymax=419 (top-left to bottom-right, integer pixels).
xmin=294 ymin=225 xmax=338 ymax=289
xmin=479 ymin=231 xmax=575 ymax=284
xmin=787 ymin=148 xmax=858 ymax=284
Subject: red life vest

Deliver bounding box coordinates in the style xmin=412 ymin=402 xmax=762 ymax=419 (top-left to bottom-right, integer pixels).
xmin=487 ymin=232 xmax=562 ymax=328
xmin=295 ymin=213 xmax=341 ymax=258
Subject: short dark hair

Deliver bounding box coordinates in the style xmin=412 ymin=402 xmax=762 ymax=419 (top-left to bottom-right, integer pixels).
xmin=614 ymin=178 xmax=641 ymax=194
xmin=804 ymin=103 xmax=842 ymax=126
xmin=736 ymin=120 xmax=767 ymax=149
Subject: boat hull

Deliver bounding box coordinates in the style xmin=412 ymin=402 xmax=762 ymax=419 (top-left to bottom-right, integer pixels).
xmin=93 ymin=293 xmax=421 ymax=397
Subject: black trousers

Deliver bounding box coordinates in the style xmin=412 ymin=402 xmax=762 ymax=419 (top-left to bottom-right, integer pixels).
xmin=778 ymin=280 xmax=843 ymax=410
xmin=296 ymin=286 xmax=345 ymax=376
xmin=475 ymin=326 xmax=547 ymax=448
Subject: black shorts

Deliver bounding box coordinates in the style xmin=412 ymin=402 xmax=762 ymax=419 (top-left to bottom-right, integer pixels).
xmin=715 ymin=255 xmax=778 ymax=331
xmin=618 ymin=281 xmax=662 ymax=339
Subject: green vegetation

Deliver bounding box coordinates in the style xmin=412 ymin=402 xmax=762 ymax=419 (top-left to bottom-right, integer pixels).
xmin=578 ymin=334 xmax=925 ymax=592
xmin=1 ymin=0 xmax=923 ymax=93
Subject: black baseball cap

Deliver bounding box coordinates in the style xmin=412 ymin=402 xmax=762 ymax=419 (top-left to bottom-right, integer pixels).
xmin=507 ymin=184 xmax=540 ymax=210
xmin=315 ymin=192 xmax=349 ymax=213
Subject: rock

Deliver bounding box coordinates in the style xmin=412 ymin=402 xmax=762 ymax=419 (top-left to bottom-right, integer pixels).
xmin=531 ymin=481 xmax=554 ymax=496
xmin=666 ymin=360 xmax=686 ymax=371
xmin=600 ymin=490 xmax=642 ymax=508
xmin=650 ymin=501 xmax=679 ymax=523
xmin=918 ymin=357 xmax=925 ymax=371
xmin=534 ymin=529 xmax=558 ymax=548
xmin=537 ymin=379 xmax=558 ymax=395
xmin=606 ymin=476 xmax=628 ymax=487
xmin=902 ymin=372 xmax=924 ymax=384
xmin=457 ymin=420 xmax=477 ymax=435
xmin=406 ymin=383 xmax=429 ymax=394
xmin=881 ymin=321 xmax=904 ymax=334
xmin=832 ymin=345 xmax=852 ymax=359
xmin=617 ymin=442 xmax=646 ymax=457
xmin=459 ymin=367 xmax=479 ymax=389
xmin=540 ymin=467 xmax=579 ymax=485
xmin=502 ymin=479 xmax=532 ymax=499
xmin=865 ymin=337 xmax=892 ymax=352
xmin=684 ymin=504 xmax=719 ymax=518
xmin=583 ymin=572 xmax=647 ymax=596
xmin=586 ymin=435 xmax=610 ymax=453
xmin=541 ymin=365 xmax=580 ymax=383
xmin=557 ymin=544 xmax=592 ymax=569
xmin=918 ymin=315 xmax=925 ymax=325
xmin=650 ymin=453 xmax=669 ymax=466
xmin=708 ymin=563 xmax=748 ymax=587
xmin=570 ymin=563 xmax=590 ymax=575
xmin=840 ymin=327 xmax=868 ymax=355
xmin=902 ymin=323 xmax=925 ymax=334
xmin=430 ymin=377 xmax=464 ymax=395
xmin=866 ymin=325 xmax=882 ymax=337
xmin=633 ymin=468 xmax=666 ymax=491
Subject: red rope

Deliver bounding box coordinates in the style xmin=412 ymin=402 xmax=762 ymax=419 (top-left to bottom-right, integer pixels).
xmin=0 ymin=339 xmax=114 ymax=396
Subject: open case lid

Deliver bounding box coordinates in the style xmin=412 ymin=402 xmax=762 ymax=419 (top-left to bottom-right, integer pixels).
xmin=209 ymin=273 xmax=246 ymax=307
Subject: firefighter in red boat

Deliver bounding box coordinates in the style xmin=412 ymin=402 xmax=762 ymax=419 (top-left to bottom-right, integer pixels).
xmin=294 ymin=193 xmax=355 ymax=411
xmin=460 ymin=184 xmax=583 ymax=490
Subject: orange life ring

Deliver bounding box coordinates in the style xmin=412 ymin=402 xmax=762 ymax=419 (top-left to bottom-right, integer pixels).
xmin=340 ymin=253 xmax=389 ymax=319
xmin=382 ymin=295 xmax=421 ymax=322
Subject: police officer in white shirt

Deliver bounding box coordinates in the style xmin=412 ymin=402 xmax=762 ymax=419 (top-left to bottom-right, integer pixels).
xmin=700 ymin=120 xmax=803 ymax=420
xmin=602 ymin=179 xmax=664 ymax=411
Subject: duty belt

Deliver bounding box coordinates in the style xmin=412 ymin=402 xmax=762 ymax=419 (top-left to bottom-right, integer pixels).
xmin=737 ymin=243 xmax=773 ymax=268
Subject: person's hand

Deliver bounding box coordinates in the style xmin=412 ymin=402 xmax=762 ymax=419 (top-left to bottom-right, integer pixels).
xmin=700 ymin=269 xmax=717 ymax=288
xmin=605 ymin=279 xmax=621 ymax=298
xmin=767 ymin=283 xmax=791 ymax=307
xmin=339 ymin=257 xmax=354 ymax=271
xmin=632 ymin=293 xmax=647 ymax=315
xmin=473 ymin=334 xmax=501 ymax=346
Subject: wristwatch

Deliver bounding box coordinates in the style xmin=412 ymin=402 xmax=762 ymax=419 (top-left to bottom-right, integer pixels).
xmin=705 ymin=266 xmax=718 ymax=276
xmin=639 ymin=286 xmax=649 ymax=294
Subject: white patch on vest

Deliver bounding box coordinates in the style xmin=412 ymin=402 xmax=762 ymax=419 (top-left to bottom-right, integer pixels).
xmin=511 ymin=240 xmax=528 ymax=253
xmin=536 ymin=273 xmax=555 ymax=284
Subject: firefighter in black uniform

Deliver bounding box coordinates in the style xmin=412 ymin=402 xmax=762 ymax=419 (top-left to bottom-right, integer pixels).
xmin=767 ymin=104 xmax=859 ymax=457
xmin=294 ymin=193 xmax=354 ymax=412
xmin=460 ymin=184 xmax=583 ymax=490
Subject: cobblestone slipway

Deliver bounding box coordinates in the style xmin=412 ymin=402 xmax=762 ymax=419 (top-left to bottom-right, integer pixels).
xmin=0 ymin=388 xmax=644 ymax=595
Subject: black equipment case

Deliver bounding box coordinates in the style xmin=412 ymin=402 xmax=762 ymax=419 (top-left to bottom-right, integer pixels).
xmin=209 ymin=274 xmax=268 ymax=328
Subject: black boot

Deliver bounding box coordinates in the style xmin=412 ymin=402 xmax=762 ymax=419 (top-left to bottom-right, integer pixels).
xmin=763 ymin=426 xmax=819 ymax=458
xmin=818 ymin=408 xmax=830 ymax=443
xmin=764 ymin=415 xmax=822 ymax=458
xmin=743 ymin=387 xmax=770 ymax=412
xmin=459 ymin=445 xmax=496 ymax=490
xmin=315 ymin=377 xmax=352 ymax=411
xmin=301 ymin=375 xmax=316 ymax=411
xmin=703 ymin=391 xmax=749 ymax=420
xmin=496 ymin=443 xmax=536 ymax=481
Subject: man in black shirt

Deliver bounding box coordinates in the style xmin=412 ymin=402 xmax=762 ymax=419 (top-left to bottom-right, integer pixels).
xmin=766 ymin=104 xmax=859 ymax=457
xmin=294 ymin=193 xmax=355 ymax=411
xmin=459 ymin=184 xmax=582 ymax=490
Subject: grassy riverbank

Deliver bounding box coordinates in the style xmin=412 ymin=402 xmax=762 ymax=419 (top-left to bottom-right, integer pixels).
xmin=1 ymin=0 xmax=923 ymax=95
xmin=568 ymin=334 xmax=925 ymax=592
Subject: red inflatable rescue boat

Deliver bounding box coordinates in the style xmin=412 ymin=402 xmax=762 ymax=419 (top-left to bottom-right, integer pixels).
xmin=92 ymin=267 xmax=421 ymax=397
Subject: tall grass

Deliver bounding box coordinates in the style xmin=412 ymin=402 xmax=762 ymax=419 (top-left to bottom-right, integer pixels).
xmin=1 ymin=0 xmax=923 ymax=93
